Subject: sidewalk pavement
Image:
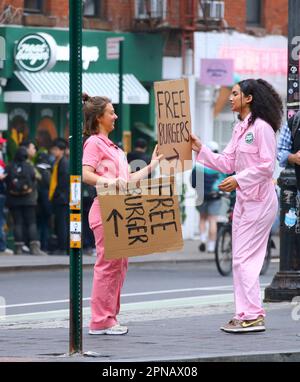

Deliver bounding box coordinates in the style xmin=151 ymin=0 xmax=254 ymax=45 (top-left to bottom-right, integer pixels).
xmin=2 ymin=234 xmax=298 ymax=363
xmin=0 ymin=235 xmax=280 ymax=272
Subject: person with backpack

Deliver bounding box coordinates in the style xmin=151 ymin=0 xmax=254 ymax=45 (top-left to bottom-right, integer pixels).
xmin=5 ymin=146 xmax=47 ymax=256
xmin=191 ymin=141 xmax=227 ymax=253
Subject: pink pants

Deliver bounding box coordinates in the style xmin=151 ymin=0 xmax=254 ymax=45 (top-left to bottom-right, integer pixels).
xmin=232 ymin=190 xmax=278 ymax=321
xmin=89 ymin=224 xmax=128 ymax=330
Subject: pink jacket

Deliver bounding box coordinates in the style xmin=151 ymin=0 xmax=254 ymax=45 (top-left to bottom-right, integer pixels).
xmin=197 ymin=114 xmax=276 ymax=202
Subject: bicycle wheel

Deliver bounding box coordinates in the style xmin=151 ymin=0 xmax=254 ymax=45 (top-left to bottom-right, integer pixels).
xmin=215 ymin=224 xmax=232 ymax=276
xmin=260 ymin=235 xmax=272 ymax=275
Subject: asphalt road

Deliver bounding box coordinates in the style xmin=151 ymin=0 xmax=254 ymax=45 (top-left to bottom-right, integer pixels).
xmin=0 ymin=260 xmax=279 ymax=318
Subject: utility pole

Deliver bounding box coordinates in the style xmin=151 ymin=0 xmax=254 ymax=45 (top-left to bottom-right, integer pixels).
xmin=69 ymin=0 xmax=83 ymax=353
xmin=118 ymin=39 xmax=123 ymax=144
xmin=264 ymin=0 xmax=300 ymax=302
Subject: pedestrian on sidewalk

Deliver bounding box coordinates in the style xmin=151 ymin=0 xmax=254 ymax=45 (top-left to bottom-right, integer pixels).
xmin=191 ymin=78 xmax=283 ymax=333
xmin=0 ymin=137 xmax=13 ymax=256
xmin=82 ymin=93 xmax=162 ymax=336
xmin=191 ymin=141 xmax=227 ymax=253
xmin=48 ymin=138 xmax=69 ymax=255
xmin=5 ymin=146 xmax=47 ymax=256
xmin=277 ymin=110 xmax=300 ymax=199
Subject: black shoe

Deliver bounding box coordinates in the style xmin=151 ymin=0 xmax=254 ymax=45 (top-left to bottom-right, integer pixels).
xmin=199 ymin=242 xmax=206 ymax=252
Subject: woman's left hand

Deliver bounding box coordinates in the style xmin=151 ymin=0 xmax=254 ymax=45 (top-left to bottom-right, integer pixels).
xmin=218 ymin=176 xmax=238 ymax=192
xmin=150 ymin=145 xmax=164 ymax=167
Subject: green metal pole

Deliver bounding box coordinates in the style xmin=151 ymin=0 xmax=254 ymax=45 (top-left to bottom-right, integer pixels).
xmin=69 ymin=0 xmax=83 ymax=354
xmin=118 ymin=40 xmax=123 ymax=144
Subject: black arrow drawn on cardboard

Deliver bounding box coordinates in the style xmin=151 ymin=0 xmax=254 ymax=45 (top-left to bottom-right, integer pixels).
xmin=107 ymin=209 xmax=124 ymax=237
xmin=166 ymin=148 xmax=179 ymax=161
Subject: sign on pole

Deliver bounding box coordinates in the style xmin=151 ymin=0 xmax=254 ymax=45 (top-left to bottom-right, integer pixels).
xmin=154 ymin=78 xmax=192 ymax=174
xmin=97 ymin=177 xmax=183 ymax=259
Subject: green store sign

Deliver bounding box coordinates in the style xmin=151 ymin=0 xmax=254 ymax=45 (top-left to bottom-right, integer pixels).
xmin=15 ymin=33 xmax=57 ymax=72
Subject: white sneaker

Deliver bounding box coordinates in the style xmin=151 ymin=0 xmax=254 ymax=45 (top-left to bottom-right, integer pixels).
xmin=89 ymin=324 xmax=128 ymax=335
xmin=207 ymin=241 xmax=215 ymax=253
xmin=0 ymin=248 xmax=14 ymax=255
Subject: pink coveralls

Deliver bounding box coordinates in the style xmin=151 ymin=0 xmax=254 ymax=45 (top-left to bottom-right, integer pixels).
xmin=82 ymin=133 xmax=129 ymax=330
xmin=197 ymin=114 xmax=278 ymax=320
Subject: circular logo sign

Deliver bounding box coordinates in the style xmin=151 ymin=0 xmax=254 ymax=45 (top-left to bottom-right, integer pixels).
xmin=15 ymin=33 xmax=57 ymax=72
xmin=245 ymin=132 xmax=254 ymax=144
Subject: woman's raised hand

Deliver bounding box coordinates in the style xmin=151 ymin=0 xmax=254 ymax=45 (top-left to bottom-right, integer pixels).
xmin=150 ymin=144 xmax=164 ymax=170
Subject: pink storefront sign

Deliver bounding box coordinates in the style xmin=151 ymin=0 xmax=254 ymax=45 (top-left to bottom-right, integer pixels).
xmin=200 ymin=58 xmax=234 ymax=86
xmin=219 ymin=47 xmax=288 ymax=75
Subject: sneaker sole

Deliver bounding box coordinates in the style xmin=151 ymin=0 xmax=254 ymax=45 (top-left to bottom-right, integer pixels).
xmin=220 ymin=326 xmax=265 ymax=333
xmin=89 ymin=329 xmax=128 ymax=335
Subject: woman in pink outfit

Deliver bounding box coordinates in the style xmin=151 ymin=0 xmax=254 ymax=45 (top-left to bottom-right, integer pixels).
xmin=191 ymin=79 xmax=283 ymax=333
xmin=82 ymin=94 xmax=162 ymax=335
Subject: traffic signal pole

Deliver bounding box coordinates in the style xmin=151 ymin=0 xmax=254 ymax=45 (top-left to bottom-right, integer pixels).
xmin=264 ymin=0 xmax=300 ymax=302
xmin=69 ymin=0 xmax=83 ymax=354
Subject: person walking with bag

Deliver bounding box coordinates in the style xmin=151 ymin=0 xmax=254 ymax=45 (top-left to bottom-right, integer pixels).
xmin=191 ymin=79 xmax=283 ymax=333
xmin=82 ymin=93 xmax=162 ymax=335
xmin=5 ymin=146 xmax=46 ymax=256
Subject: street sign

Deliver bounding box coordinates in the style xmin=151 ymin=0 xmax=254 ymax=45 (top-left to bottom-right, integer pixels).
xmin=106 ymin=37 xmax=124 ymax=60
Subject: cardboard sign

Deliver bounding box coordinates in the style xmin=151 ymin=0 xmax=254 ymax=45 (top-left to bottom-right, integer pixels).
xmin=154 ymin=78 xmax=192 ymax=174
xmin=97 ymin=177 xmax=183 ymax=259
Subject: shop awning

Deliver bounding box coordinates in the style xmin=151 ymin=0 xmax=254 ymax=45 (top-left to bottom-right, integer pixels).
xmin=4 ymin=71 xmax=149 ymax=104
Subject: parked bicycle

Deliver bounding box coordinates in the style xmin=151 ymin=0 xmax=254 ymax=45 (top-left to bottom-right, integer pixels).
xmin=215 ymin=192 xmax=275 ymax=276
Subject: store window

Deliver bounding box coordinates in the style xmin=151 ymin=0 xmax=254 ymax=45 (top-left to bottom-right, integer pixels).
xmin=246 ymin=0 xmax=262 ymax=26
xmin=83 ymin=0 xmax=105 ymax=17
xmin=24 ymin=0 xmax=43 ymax=13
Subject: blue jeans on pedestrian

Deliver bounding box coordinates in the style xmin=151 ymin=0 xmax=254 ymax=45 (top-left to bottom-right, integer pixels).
xmin=0 ymin=194 xmax=7 ymax=251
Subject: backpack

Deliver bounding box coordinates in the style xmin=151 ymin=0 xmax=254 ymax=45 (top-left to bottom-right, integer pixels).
xmin=7 ymin=162 xmax=34 ymax=196
xmin=191 ymin=165 xmax=220 ymax=201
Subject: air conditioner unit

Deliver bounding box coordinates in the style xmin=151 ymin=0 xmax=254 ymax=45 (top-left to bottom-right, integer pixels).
xmin=135 ymin=0 xmax=165 ymax=20
xmin=199 ymin=1 xmax=224 ymax=21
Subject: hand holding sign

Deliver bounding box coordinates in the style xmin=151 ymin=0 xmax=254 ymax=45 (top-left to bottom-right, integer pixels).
xmin=149 ymin=144 xmax=164 ymax=171
xmin=190 ymin=133 xmax=202 ymax=154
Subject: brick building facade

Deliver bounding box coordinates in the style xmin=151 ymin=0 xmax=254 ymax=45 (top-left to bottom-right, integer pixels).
xmin=0 ymin=1 xmax=289 ymax=36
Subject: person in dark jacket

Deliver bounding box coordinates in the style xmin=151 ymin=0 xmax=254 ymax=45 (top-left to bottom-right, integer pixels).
xmin=5 ymin=146 xmax=46 ymax=255
xmin=49 ymin=138 xmax=69 ymax=255
xmin=36 ymin=151 xmax=52 ymax=251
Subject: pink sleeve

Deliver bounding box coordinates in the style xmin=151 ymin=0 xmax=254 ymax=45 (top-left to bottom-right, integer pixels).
xmin=82 ymin=137 xmax=103 ymax=169
xmin=235 ymin=122 xmax=276 ymax=189
xmin=196 ymin=134 xmax=236 ymax=174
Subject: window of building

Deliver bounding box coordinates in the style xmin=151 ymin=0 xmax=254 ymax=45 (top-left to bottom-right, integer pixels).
xmin=83 ymin=0 xmax=105 ymax=17
xmin=246 ymin=0 xmax=262 ymax=26
xmin=24 ymin=0 xmax=43 ymax=13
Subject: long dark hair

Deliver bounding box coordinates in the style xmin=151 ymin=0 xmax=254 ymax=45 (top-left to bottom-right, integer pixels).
xmin=238 ymin=79 xmax=283 ymax=133
xmin=82 ymin=93 xmax=111 ymax=138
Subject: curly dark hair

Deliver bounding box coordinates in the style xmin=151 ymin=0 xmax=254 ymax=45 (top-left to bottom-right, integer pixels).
xmin=238 ymin=79 xmax=283 ymax=133
xmin=82 ymin=93 xmax=111 ymax=138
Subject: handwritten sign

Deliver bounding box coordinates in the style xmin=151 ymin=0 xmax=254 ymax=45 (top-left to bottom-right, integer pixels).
xmin=154 ymin=78 xmax=192 ymax=174
xmin=97 ymin=177 xmax=183 ymax=259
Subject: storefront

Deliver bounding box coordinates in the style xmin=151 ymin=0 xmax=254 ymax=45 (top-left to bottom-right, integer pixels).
xmin=0 ymin=25 xmax=164 ymax=159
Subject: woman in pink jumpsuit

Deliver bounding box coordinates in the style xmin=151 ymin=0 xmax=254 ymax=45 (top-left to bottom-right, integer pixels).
xmin=191 ymin=79 xmax=283 ymax=333
xmin=82 ymin=94 xmax=162 ymax=335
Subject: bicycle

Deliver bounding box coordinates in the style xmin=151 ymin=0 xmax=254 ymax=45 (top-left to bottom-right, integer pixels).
xmin=215 ymin=193 xmax=275 ymax=276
